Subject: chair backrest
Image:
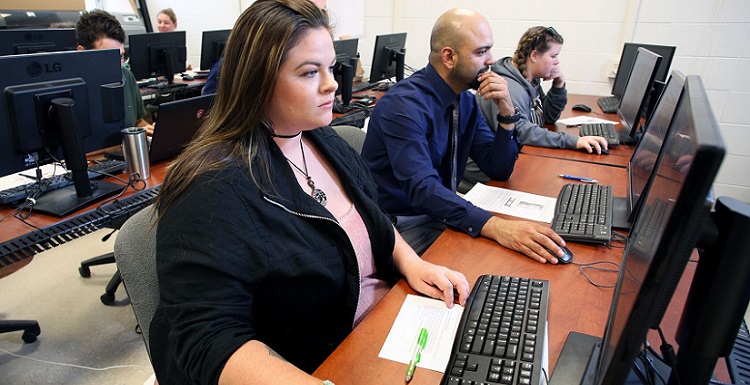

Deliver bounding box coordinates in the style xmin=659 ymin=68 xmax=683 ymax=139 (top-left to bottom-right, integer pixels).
xmin=332 ymin=124 xmax=366 ymax=154
xmin=113 ymin=205 xmax=158 ymax=360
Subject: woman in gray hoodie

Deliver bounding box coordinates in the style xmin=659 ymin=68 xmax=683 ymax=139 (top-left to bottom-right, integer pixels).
xmin=462 ymin=26 xmax=608 ymax=191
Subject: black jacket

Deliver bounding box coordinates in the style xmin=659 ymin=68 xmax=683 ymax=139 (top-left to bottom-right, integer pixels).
xmin=150 ymin=126 xmax=399 ymax=385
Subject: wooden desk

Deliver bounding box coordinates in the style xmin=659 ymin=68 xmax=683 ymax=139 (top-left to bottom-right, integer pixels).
xmin=314 ymin=155 xmax=629 ymax=384
xmin=0 ymin=157 xmax=168 ymax=278
xmin=520 ymin=94 xmax=636 ymax=168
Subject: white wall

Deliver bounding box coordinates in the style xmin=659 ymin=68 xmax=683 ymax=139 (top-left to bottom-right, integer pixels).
xmin=140 ymin=0 xmax=750 ymax=202
xmin=360 ymin=0 xmax=750 ymax=203
xmin=144 ymin=0 xmax=240 ymax=69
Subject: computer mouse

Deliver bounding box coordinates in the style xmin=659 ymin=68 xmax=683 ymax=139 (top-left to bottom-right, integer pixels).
xmin=181 ymin=73 xmax=195 ymax=81
xmin=355 ymin=96 xmax=376 ymax=106
xmin=572 ymin=104 xmax=592 ymax=113
xmin=600 ymin=147 xmax=610 ymax=155
xmin=546 ymin=245 xmax=574 ymax=264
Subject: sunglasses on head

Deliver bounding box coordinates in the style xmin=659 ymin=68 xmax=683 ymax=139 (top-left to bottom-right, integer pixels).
xmin=532 ymin=26 xmax=560 ymax=51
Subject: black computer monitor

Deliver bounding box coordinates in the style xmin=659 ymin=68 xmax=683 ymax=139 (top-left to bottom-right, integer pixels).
xmin=612 ymin=70 xmax=686 ymax=229
xmin=611 ymin=43 xmax=676 ymax=100
xmin=671 ymin=194 xmax=750 ymax=385
xmin=333 ymin=38 xmax=358 ymax=112
xmin=199 ymin=29 xmax=230 ymax=71
xmin=0 ymin=49 xmax=126 ymax=216
xmin=618 ymin=47 xmax=662 ymax=139
xmin=550 ymin=75 xmax=726 ymax=385
xmin=0 ymin=28 xmax=77 ymax=56
xmin=368 ymin=32 xmax=406 ymax=83
xmin=128 ymin=31 xmax=187 ymax=83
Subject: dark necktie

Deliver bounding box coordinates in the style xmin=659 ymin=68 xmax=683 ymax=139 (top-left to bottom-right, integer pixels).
xmin=450 ymin=99 xmax=460 ymax=192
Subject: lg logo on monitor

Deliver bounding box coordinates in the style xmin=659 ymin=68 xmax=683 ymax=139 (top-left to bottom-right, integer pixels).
xmin=26 ymin=61 xmax=63 ymax=77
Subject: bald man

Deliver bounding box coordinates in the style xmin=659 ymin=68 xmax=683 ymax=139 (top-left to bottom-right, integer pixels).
xmin=361 ymin=8 xmax=567 ymax=263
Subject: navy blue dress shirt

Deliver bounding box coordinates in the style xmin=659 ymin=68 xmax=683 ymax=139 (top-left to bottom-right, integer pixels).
xmin=362 ymin=64 xmax=519 ymax=237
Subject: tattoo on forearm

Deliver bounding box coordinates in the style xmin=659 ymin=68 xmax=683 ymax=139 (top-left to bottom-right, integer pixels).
xmin=264 ymin=344 xmax=288 ymax=362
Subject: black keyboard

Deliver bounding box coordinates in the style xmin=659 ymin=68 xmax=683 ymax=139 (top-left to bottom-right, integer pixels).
xmin=597 ymin=96 xmax=619 ymax=113
xmin=551 ymin=183 xmax=613 ymax=243
xmin=579 ymin=123 xmax=620 ymax=147
xmin=351 ymin=81 xmax=377 ymax=93
xmin=331 ymin=107 xmax=371 ymax=128
xmin=0 ymin=160 xmax=126 ymax=205
xmin=728 ymin=320 xmax=750 ymax=383
xmin=147 ymin=81 xmax=188 ymax=90
xmin=441 ymin=275 xmax=549 ymax=385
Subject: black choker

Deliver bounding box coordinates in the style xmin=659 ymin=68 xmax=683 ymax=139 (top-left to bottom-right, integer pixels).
xmin=272 ymin=131 xmax=302 ymax=139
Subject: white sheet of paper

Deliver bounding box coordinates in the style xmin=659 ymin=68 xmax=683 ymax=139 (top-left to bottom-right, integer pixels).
xmin=556 ymin=116 xmax=620 ymax=126
xmin=464 ymin=183 xmax=556 ymax=223
xmin=0 ymin=163 xmax=63 ymax=191
xmin=378 ymin=294 xmax=464 ymax=373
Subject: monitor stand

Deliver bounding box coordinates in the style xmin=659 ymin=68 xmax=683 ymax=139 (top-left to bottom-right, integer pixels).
xmin=612 ymin=196 xmax=632 ymax=230
xmin=549 ymin=332 xmax=601 ymax=385
xmin=618 ymin=129 xmax=642 ymax=146
xmin=32 ymin=180 xmax=124 ymax=217
xmin=550 ymin=331 xmax=672 ymax=385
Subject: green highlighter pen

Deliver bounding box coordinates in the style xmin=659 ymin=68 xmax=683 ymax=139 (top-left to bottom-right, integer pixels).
xmin=405 ymin=328 xmax=429 ymax=382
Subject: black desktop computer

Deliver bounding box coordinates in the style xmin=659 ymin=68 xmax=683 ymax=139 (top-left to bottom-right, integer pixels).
xmin=128 ymin=31 xmax=187 ymax=84
xmin=551 ymin=76 xmax=750 ymax=385
xmin=0 ymin=28 xmax=77 ymax=56
xmin=332 ymin=38 xmax=359 ymax=113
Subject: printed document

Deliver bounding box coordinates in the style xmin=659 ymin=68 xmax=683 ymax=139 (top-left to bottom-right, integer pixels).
xmin=378 ymin=294 xmax=464 ymax=373
xmin=464 ymin=182 xmax=556 ymax=223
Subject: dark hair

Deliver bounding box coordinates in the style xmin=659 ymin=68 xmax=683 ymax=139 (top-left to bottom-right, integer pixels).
xmin=75 ymin=9 xmax=126 ymax=49
xmin=155 ymin=0 xmax=331 ymax=218
xmin=513 ymin=26 xmax=564 ymax=80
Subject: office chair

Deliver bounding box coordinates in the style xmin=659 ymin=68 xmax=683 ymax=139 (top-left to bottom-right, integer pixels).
xmin=113 ymin=205 xmax=159 ymax=358
xmin=332 ymin=125 xmax=366 ymax=154
xmin=78 ymin=216 xmax=130 ymax=305
xmin=0 ymin=320 xmax=40 ymax=343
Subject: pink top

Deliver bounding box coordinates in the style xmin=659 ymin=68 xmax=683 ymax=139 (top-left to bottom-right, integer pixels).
xmin=337 ymin=204 xmax=391 ymax=327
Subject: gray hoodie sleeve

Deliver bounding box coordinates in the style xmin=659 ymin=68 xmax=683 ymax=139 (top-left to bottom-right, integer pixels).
xmin=475 ymin=85 xmax=579 ymax=149
xmin=542 ymin=83 xmax=567 ymax=123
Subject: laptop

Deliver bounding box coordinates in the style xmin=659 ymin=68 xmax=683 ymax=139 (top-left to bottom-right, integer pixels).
xmin=106 ymin=94 xmax=215 ymax=163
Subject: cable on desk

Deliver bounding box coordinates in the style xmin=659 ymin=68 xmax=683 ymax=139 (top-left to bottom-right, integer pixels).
xmin=571 ymin=260 xmax=621 ymax=288
xmin=14 ymin=160 xmax=67 ymax=221
xmin=603 ymin=230 xmax=628 ymax=249
xmin=95 ymin=172 xmax=147 ymax=215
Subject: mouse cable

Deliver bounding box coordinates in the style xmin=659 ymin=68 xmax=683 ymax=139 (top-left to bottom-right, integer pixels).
xmin=605 ymin=231 xmax=628 ymax=249
xmin=571 ymin=260 xmax=620 ymax=288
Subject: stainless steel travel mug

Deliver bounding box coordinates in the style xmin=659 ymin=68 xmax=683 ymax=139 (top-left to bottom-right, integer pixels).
xmin=121 ymin=127 xmax=150 ymax=179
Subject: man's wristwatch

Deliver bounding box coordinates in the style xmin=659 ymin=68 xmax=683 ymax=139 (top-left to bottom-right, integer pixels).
xmin=497 ymin=106 xmax=521 ymax=124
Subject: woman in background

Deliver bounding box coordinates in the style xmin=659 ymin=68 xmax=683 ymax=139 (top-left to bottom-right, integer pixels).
xmin=156 ymin=8 xmax=178 ymax=32
xmin=150 ymin=1 xmax=469 ymax=384
xmin=463 ymin=26 xmax=609 ymax=190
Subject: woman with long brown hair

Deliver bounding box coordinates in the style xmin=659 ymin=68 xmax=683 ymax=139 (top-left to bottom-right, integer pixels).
xmin=149 ymin=1 xmax=469 ymax=384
